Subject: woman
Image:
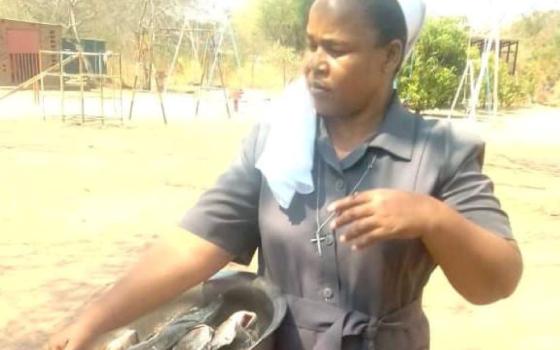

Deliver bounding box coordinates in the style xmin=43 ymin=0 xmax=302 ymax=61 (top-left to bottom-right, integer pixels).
xmin=49 ymin=0 xmax=522 ymax=349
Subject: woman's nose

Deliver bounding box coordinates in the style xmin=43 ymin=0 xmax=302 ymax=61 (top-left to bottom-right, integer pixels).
xmin=306 ymin=49 xmax=328 ymax=76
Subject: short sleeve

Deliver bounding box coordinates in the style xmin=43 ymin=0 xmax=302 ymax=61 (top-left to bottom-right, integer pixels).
xmin=435 ymin=124 xmax=513 ymax=239
xmin=180 ymin=124 xmax=264 ymax=265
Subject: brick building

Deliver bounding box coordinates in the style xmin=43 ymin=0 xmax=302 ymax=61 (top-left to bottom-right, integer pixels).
xmin=0 ymin=18 xmax=62 ymax=86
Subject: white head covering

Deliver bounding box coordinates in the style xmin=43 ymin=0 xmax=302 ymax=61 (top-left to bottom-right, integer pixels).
xmin=256 ymin=0 xmax=427 ymax=209
xmin=398 ymin=0 xmax=427 ymax=61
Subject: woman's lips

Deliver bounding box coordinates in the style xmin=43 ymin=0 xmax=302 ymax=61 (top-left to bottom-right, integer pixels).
xmin=309 ymin=82 xmax=331 ymax=97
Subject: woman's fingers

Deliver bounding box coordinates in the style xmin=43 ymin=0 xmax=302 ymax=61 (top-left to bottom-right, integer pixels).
xmin=327 ymin=191 xmax=372 ymax=213
xmin=327 ymin=190 xmax=400 ymax=249
xmin=331 ymin=203 xmax=375 ymax=230
xmin=339 ymin=216 xmax=379 ymax=243
xmin=48 ymin=323 xmax=93 ymax=350
xmin=351 ymin=229 xmax=388 ymax=250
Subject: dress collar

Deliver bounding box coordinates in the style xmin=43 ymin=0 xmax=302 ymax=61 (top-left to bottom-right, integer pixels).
xmin=367 ymin=95 xmax=417 ymax=161
xmin=316 ymin=94 xmax=417 ymax=170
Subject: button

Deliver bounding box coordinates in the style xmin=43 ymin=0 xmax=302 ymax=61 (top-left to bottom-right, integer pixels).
xmin=325 ymin=234 xmax=334 ymax=246
xmin=335 ymin=179 xmax=345 ymax=192
xmin=322 ymin=287 xmax=334 ymax=300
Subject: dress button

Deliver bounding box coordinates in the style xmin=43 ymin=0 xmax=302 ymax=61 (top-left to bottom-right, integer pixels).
xmin=335 ymin=179 xmax=345 ymax=192
xmin=325 ymin=234 xmax=334 ymax=246
xmin=322 ymin=287 xmax=334 ymax=300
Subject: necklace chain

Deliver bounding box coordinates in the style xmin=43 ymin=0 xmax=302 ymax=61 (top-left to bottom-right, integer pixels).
xmin=312 ymin=153 xmax=378 ymax=256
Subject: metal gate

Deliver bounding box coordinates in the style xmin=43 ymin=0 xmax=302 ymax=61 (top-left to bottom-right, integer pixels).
xmin=6 ymin=29 xmax=40 ymax=84
xmin=9 ymin=53 xmax=39 ymax=83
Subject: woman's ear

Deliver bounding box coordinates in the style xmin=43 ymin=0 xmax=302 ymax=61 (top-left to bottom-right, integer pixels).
xmin=384 ymin=39 xmax=404 ymax=75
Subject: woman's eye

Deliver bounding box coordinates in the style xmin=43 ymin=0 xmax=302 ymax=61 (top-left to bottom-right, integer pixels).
xmin=327 ymin=47 xmax=346 ymax=57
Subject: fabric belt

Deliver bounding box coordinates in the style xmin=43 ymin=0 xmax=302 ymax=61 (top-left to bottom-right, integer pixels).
xmin=284 ymin=295 xmax=423 ymax=350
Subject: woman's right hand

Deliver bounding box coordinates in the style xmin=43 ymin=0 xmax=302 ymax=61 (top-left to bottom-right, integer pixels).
xmin=47 ymin=231 xmax=232 ymax=350
xmin=48 ymin=322 xmax=97 ymax=350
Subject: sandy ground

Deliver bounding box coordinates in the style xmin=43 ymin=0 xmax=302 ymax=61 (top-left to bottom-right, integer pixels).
xmin=0 ymin=93 xmax=558 ymax=349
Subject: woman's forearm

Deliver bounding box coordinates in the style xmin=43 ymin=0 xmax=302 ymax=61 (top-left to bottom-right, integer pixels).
xmin=75 ymin=229 xmax=232 ymax=340
xmin=422 ymin=198 xmax=523 ymax=305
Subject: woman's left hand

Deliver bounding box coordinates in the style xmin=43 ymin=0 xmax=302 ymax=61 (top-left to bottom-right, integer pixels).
xmin=328 ymin=189 xmax=439 ymax=250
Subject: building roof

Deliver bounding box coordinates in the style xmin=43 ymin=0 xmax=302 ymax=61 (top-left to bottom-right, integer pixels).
xmin=0 ymin=17 xmax=63 ymax=28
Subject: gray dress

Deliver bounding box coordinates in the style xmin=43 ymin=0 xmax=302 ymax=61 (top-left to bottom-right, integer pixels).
xmin=180 ymin=97 xmax=513 ymax=350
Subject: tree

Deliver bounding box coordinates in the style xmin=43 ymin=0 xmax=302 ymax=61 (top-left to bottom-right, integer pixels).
xmin=505 ymin=11 xmax=560 ymax=105
xmin=398 ymin=18 xmax=468 ymax=114
xmin=258 ymin=0 xmax=313 ymax=51
xmin=0 ymin=0 xmax=99 ymax=38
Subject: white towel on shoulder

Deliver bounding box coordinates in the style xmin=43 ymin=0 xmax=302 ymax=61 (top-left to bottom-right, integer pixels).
xmin=255 ymin=78 xmax=316 ymax=208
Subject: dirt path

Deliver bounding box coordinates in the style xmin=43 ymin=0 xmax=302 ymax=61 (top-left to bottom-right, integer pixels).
xmin=0 ymin=107 xmax=558 ymax=349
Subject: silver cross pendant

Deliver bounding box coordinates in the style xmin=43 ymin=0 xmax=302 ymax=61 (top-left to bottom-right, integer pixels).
xmin=311 ymin=211 xmax=337 ymax=256
xmin=311 ymin=229 xmax=326 ymax=256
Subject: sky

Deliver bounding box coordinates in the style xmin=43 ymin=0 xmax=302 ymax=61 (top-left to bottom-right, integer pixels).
xmin=426 ymin=0 xmax=560 ymax=28
xmin=221 ymin=0 xmax=560 ymax=29
xmin=225 ymin=0 xmax=560 ymax=19
xmin=427 ymin=0 xmax=560 ymax=17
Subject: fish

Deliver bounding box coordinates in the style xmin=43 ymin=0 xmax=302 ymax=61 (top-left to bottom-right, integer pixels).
xmin=128 ymin=299 xmax=223 ymax=350
xmin=172 ymin=325 xmax=214 ymax=350
xmin=208 ymin=311 xmax=257 ymax=350
xmin=104 ymin=329 xmax=139 ymax=350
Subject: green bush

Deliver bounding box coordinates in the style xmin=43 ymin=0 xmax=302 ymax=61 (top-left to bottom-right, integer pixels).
xmin=498 ymin=67 xmax=531 ymax=108
xmin=398 ymin=18 xmax=468 ymax=113
xmin=473 ymin=56 xmax=533 ymax=110
xmin=504 ymin=11 xmax=560 ymax=105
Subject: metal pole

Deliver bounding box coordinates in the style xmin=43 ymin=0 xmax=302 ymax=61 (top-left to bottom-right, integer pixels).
xmin=506 ymin=42 xmax=512 ymax=73
xmin=165 ymin=13 xmax=189 ymax=94
xmin=60 ymin=51 xmax=65 ymax=122
xmin=129 ymin=75 xmax=139 ymax=120
xmin=216 ymin=46 xmax=231 ymax=119
xmin=109 ymin=54 xmax=116 ymax=119
xmin=469 ymin=38 xmax=493 ymax=121
xmin=449 ymin=61 xmax=469 ymax=119
xmin=119 ymin=54 xmax=124 ymax=124
xmin=469 ymin=60 xmax=476 ymax=99
xmin=147 ymin=0 xmax=156 ymax=92
xmin=195 ymin=31 xmax=211 ymax=117
xmin=99 ymin=54 xmax=105 ymax=124
xmin=493 ymin=29 xmax=500 ymax=117
xmin=155 ymin=64 xmax=167 ymax=124
xmin=226 ymin=18 xmax=241 ymax=69
xmin=129 ymin=0 xmax=149 ymax=121
xmin=512 ymin=42 xmax=519 ymax=76
xmin=39 ymin=51 xmax=46 ymax=121
xmin=79 ymin=53 xmax=85 ymax=123
xmin=188 ymin=22 xmax=199 ymax=62
xmin=208 ymin=23 xmax=226 ymax=85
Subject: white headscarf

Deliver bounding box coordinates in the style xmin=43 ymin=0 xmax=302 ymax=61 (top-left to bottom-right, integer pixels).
xmin=398 ymin=0 xmax=427 ymax=61
xmin=256 ymin=0 xmax=427 ymax=209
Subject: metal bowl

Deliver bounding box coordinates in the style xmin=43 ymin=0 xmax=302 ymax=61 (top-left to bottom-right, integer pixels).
xmin=95 ymin=271 xmax=286 ymax=350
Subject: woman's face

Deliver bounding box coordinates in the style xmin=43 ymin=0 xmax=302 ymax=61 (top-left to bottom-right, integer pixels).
xmin=304 ymin=0 xmax=398 ymax=119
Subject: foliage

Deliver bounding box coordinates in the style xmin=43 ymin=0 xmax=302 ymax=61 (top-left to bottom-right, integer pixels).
xmin=258 ymin=0 xmax=313 ymax=51
xmin=495 ymin=64 xmax=533 ymax=108
xmin=477 ymin=60 xmax=532 ymax=109
xmin=398 ymin=18 xmax=468 ymax=113
xmin=504 ymin=11 xmax=560 ymax=105
xmin=225 ymin=42 xmax=302 ymax=90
